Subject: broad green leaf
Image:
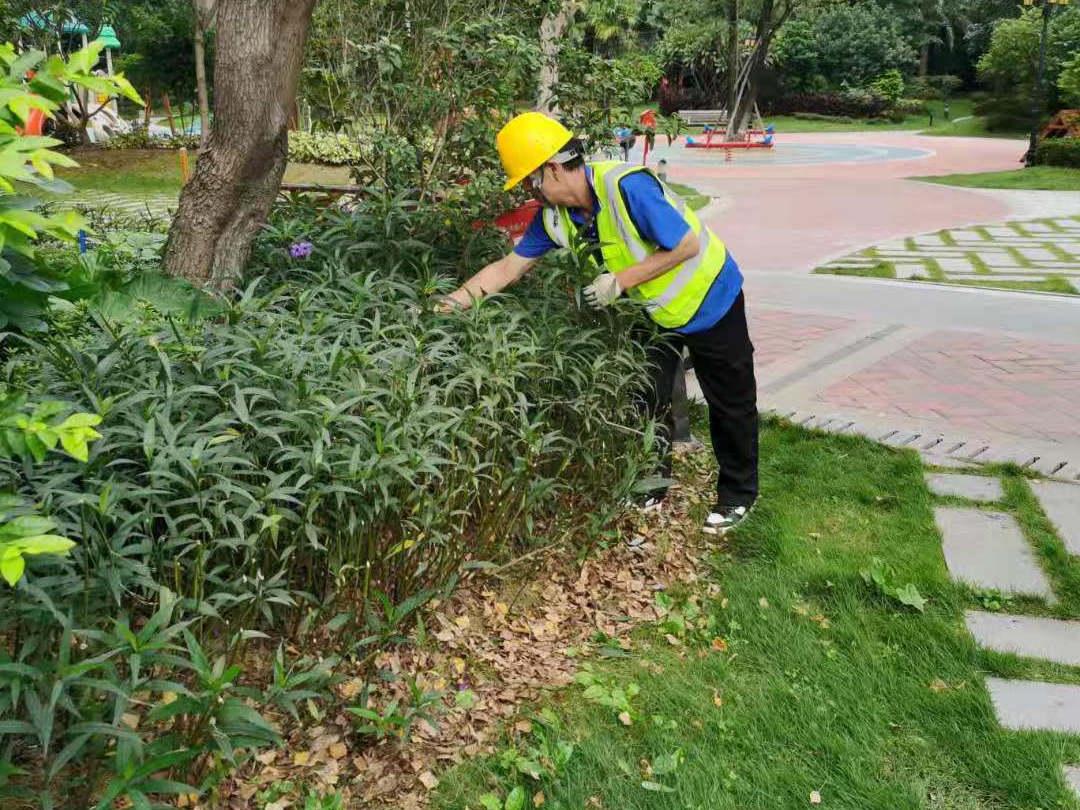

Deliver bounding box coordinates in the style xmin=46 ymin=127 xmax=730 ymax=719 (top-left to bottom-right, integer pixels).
xmin=17 ymin=535 xmax=75 ymax=556
xmin=479 ymin=795 xmax=502 ymax=810
xmin=640 ymin=781 xmax=675 ymax=793
xmin=504 ymin=787 xmax=525 ymax=810
xmin=894 ymin=583 xmax=927 ymax=612
xmin=0 ymin=547 xmax=25 ymax=586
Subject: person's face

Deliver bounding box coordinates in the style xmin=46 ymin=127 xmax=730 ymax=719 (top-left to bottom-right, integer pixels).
xmin=524 ymin=162 xmax=577 ymax=207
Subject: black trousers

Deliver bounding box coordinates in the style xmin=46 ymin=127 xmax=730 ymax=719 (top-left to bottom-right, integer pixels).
xmin=641 ymin=291 xmax=759 ymax=507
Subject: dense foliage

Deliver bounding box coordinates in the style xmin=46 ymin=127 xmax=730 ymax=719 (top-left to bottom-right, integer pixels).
xmin=773 ymin=3 xmax=917 ymax=92
xmin=1036 ymin=137 xmax=1080 ymax=169
xmin=977 ymin=5 xmax=1080 ymax=129
xmin=0 ymin=42 xmax=143 ymax=332
xmin=0 ymin=192 xmax=660 ymax=804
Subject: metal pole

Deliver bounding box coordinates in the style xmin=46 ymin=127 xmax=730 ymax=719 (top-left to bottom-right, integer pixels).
xmin=1025 ymin=0 xmax=1053 ymax=167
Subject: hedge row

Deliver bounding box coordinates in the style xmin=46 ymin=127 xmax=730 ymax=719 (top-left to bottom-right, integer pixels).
xmin=1035 ymin=137 xmax=1080 ymax=169
xmin=103 ymin=129 xmax=364 ymax=167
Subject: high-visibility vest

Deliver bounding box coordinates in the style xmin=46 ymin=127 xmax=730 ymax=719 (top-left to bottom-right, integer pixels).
xmin=540 ymin=161 xmax=727 ymax=329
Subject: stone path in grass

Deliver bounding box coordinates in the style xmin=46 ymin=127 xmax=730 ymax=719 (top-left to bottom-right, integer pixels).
xmin=817 ymin=216 xmax=1080 ymax=292
xmin=926 ymin=469 xmax=1080 ymax=798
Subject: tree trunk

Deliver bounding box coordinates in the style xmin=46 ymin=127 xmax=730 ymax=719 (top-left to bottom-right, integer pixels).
xmin=726 ymin=0 xmax=739 ymax=114
xmin=164 ymin=0 xmax=319 ymax=292
xmin=537 ymin=0 xmax=578 ymax=113
xmin=919 ymin=42 xmax=930 ymax=77
xmin=729 ymin=0 xmax=792 ymax=136
xmin=193 ymin=21 xmax=211 ymax=149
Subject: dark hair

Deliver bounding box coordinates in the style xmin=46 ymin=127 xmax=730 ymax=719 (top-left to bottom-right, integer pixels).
xmin=559 ymin=137 xmax=586 ymax=171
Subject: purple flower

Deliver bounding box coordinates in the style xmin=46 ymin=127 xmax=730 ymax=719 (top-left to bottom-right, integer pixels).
xmin=289 ymin=240 xmax=314 ymax=259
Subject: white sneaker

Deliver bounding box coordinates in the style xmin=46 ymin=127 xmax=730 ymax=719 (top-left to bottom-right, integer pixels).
xmin=702 ymin=502 xmax=755 ymax=535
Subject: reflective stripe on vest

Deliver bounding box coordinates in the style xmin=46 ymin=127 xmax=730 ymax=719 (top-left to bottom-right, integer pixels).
xmin=540 ymin=162 xmax=727 ymax=328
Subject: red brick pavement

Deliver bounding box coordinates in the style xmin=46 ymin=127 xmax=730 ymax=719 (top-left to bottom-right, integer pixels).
xmin=820 ymin=331 xmax=1080 ymax=443
xmin=749 ymin=309 xmax=855 ymax=368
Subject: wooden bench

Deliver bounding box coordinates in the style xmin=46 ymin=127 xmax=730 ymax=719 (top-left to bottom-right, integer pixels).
xmin=677 ymin=109 xmax=729 ymax=127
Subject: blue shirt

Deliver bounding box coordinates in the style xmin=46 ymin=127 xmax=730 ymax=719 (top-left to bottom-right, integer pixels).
xmin=514 ymin=167 xmax=743 ymax=334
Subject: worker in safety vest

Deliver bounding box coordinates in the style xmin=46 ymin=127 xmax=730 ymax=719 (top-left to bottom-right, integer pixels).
xmin=440 ymin=112 xmax=758 ymax=535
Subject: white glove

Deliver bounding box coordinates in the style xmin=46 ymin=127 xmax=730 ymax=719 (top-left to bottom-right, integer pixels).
xmin=584 ymin=272 xmax=622 ymax=309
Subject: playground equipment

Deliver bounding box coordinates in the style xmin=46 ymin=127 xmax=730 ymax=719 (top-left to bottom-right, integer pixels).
xmin=686 ymin=124 xmax=775 ymax=150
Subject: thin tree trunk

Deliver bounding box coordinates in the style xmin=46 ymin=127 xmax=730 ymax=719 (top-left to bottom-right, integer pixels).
xmin=730 ymin=0 xmax=792 ymax=135
xmin=163 ymin=0 xmax=319 ymax=292
xmin=537 ymin=0 xmax=578 ymax=113
xmin=726 ymin=0 xmax=739 ymax=114
xmin=194 ymin=17 xmax=211 ymax=149
xmin=919 ymin=42 xmax=930 ymax=77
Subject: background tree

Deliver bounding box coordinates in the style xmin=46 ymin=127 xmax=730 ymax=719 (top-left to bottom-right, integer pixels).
xmin=192 ymin=0 xmax=215 ymax=147
xmin=162 ymin=0 xmax=318 ymax=291
xmin=977 ymin=4 xmax=1080 ymax=127
xmin=112 ymin=1 xmax=200 ymax=124
xmin=773 ymin=2 xmax=917 ymax=92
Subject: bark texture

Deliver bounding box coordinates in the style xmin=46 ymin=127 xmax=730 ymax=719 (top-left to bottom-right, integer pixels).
xmin=536 ymin=1 xmax=578 ymax=113
xmin=164 ymin=0 xmax=318 ymax=292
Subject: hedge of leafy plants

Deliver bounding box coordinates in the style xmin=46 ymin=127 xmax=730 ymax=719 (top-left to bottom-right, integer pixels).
xmin=104 ymin=128 xmax=364 ymax=167
xmin=286 ymin=131 xmax=364 ymax=166
xmin=102 ymin=127 xmax=201 ymax=151
xmin=0 ymin=192 xmax=659 ymax=805
xmin=1035 ymin=136 xmax=1080 ymax=168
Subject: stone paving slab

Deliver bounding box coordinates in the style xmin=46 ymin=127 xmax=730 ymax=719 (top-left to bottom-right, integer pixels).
xmin=965 ymin=610 xmax=1080 ymax=666
xmin=934 ymin=507 xmax=1055 ymax=600
xmin=818 ymin=215 xmax=1080 ymax=291
xmin=1064 ymin=766 xmax=1080 ymax=800
xmin=986 ymin=677 xmax=1080 ymax=733
xmin=1030 ymin=480 xmax=1080 ymax=556
xmin=926 ymin=473 xmax=1003 ymax=501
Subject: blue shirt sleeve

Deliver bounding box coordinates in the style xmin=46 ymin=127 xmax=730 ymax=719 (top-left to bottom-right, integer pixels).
xmin=619 ymin=172 xmax=691 ymax=251
xmin=513 ymin=209 xmax=558 ymax=259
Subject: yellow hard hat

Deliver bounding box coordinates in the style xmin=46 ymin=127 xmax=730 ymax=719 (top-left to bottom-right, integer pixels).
xmin=497 ymin=112 xmax=575 ymax=191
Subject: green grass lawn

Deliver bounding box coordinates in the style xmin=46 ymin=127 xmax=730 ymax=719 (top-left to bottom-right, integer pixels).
xmin=434 ymin=420 xmax=1080 ymax=809
xmin=54 ymin=148 xmax=352 ymax=197
xmin=917 ymin=166 xmax=1080 ymax=191
xmin=667 ymin=182 xmax=710 ymax=211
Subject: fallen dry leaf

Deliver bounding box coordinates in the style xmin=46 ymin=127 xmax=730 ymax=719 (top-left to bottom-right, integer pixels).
xmin=533 ymin=791 xmax=546 ymax=807
xmin=418 ymin=771 xmax=439 ymax=790
xmin=292 ymin=751 xmax=311 ymax=766
xmin=758 ymin=597 xmax=770 ymax=609
xmin=329 ymin=742 xmax=348 ymax=760
xmin=929 ymin=679 xmax=950 ymax=693
xmin=618 ymin=711 xmax=632 ymax=726
xmin=712 ymin=690 xmax=723 ymax=708
xmin=810 ymin=790 xmax=822 ymax=805
xmin=710 ymin=637 xmax=728 ymax=652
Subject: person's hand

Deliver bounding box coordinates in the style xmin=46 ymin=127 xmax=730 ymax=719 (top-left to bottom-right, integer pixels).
xmin=433 ymin=293 xmax=465 ymax=314
xmin=584 ymin=272 xmax=622 ymax=309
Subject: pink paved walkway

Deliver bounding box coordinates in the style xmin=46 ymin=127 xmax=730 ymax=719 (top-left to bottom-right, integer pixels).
xmin=678 ymin=132 xmax=1025 ymax=272
xmin=671 ymin=131 xmax=1080 ymax=475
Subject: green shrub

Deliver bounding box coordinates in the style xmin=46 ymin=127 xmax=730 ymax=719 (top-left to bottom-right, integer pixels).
xmin=869 ymin=69 xmax=905 ymax=105
xmin=287 ymin=130 xmax=363 ymax=165
xmin=1035 ymin=137 xmax=1080 ymax=168
xmin=0 ymin=195 xmax=659 ymax=805
xmin=905 ymin=74 xmax=962 ymax=100
xmin=894 ymin=98 xmax=929 ymax=116
xmin=103 ymin=128 xmax=200 ymax=150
